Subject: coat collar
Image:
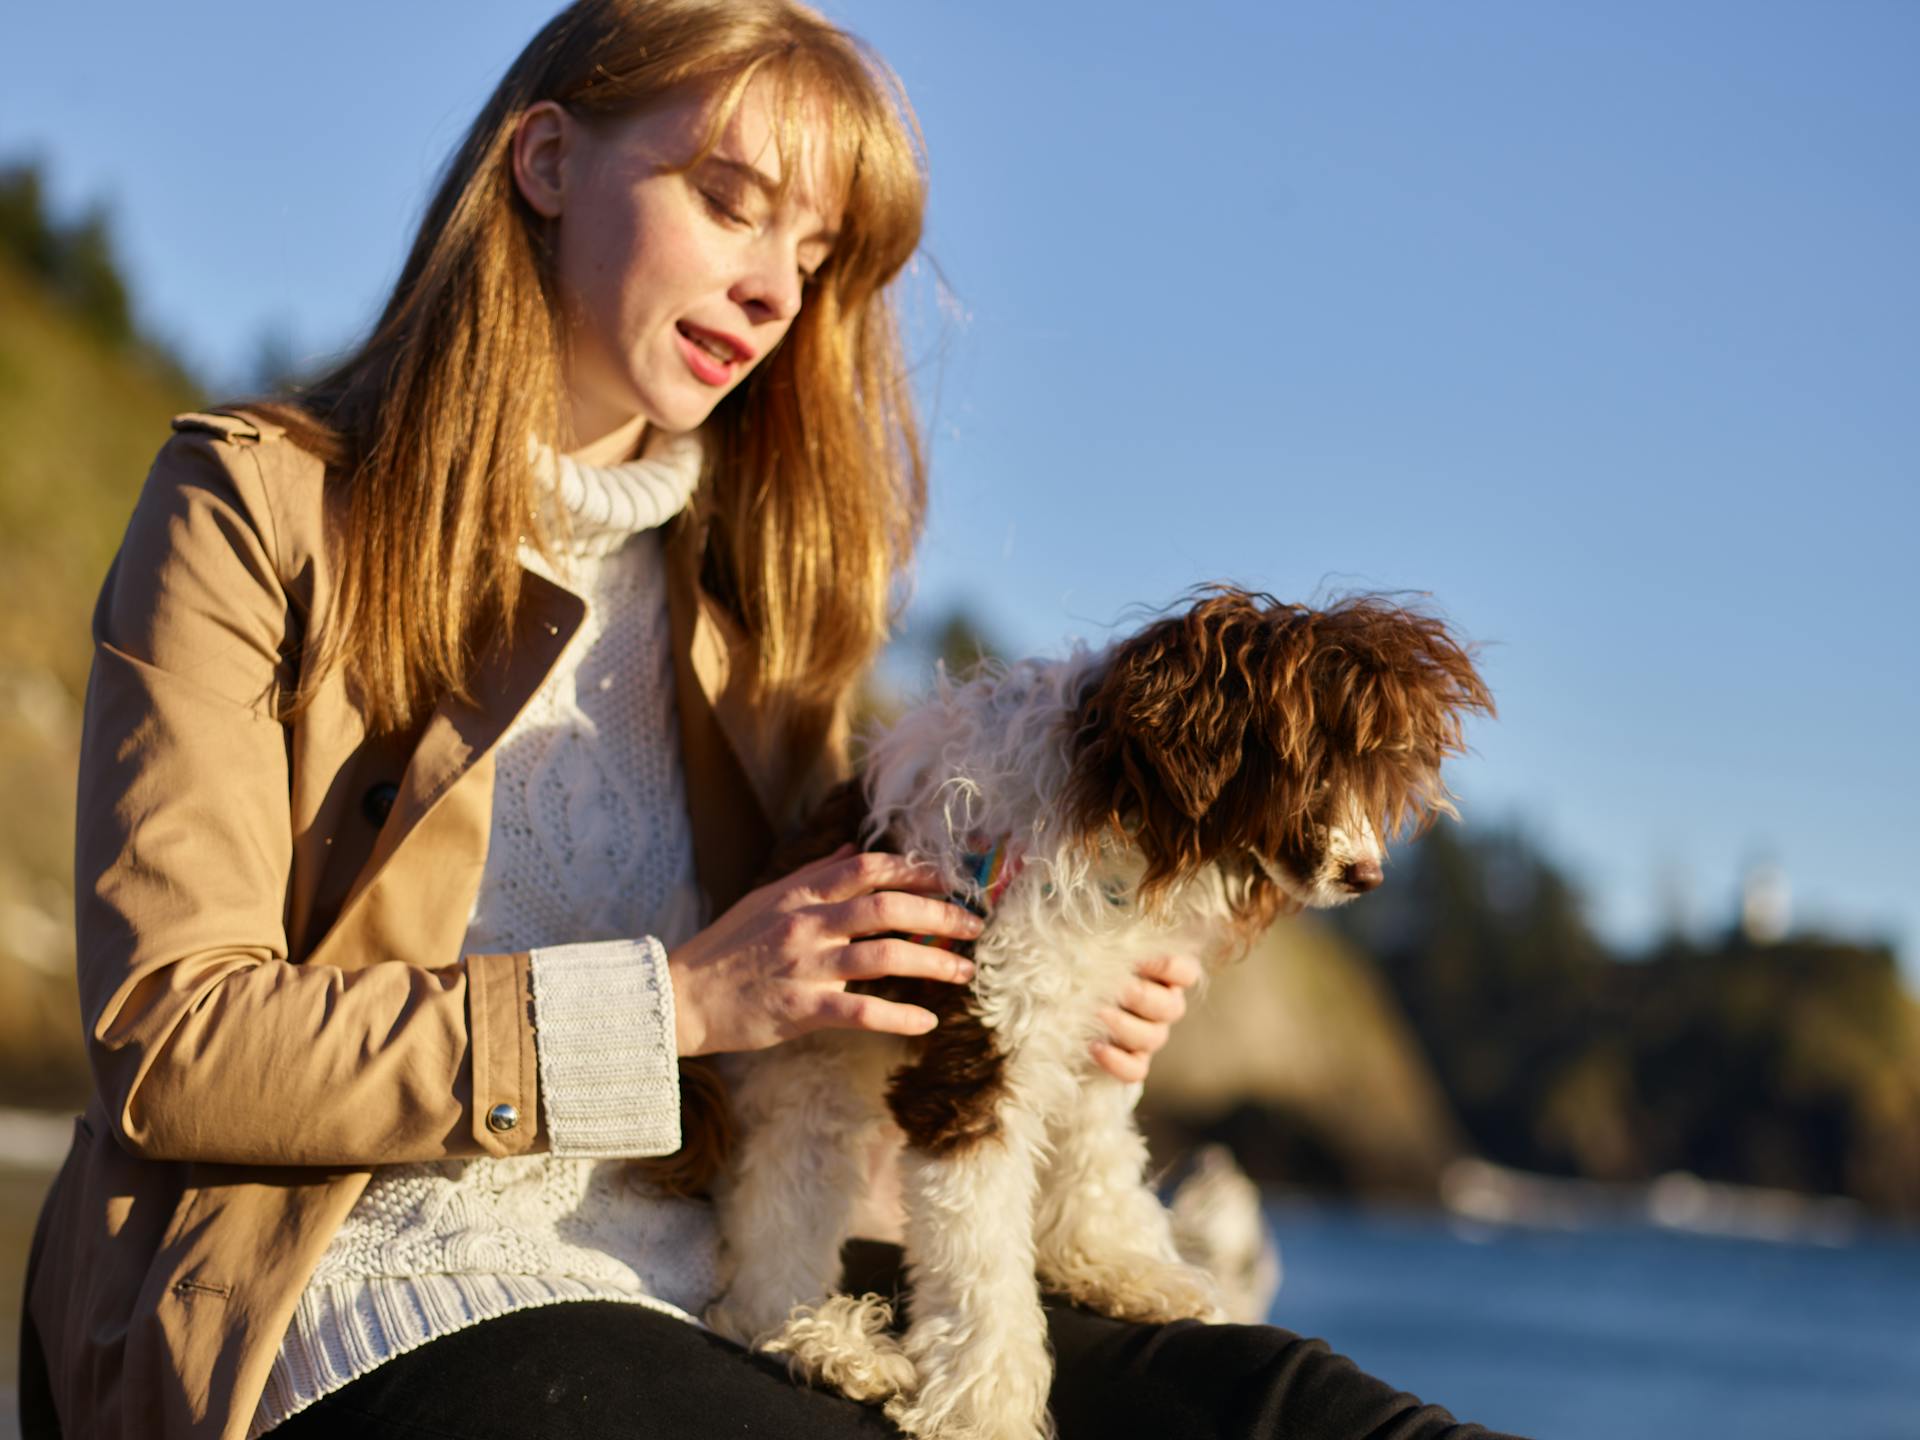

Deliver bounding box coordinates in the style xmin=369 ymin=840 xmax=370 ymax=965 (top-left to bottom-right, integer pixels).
xmin=662 ymin=511 xmax=781 ymax=912
xmin=361 ymin=570 xmax=586 ymax=888
xmin=335 ymin=515 xmax=788 ymax=930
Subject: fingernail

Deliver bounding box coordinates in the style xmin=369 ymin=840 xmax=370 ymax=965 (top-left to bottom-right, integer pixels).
xmin=957 ymin=961 xmax=977 ymax=981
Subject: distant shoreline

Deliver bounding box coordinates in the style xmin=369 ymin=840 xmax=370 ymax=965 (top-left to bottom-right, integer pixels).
xmin=0 ymin=1108 xmax=72 ymax=1173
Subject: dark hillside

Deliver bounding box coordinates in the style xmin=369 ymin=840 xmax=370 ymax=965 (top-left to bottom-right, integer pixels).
xmin=1332 ymin=823 xmax=1920 ymax=1217
xmin=0 ymin=162 xmax=200 ymax=1107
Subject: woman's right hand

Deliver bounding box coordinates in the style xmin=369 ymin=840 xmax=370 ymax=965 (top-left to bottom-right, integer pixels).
xmin=666 ymin=845 xmax=984 ymax=1056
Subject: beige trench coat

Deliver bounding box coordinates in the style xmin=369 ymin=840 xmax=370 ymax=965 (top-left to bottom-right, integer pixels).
xmin=21 ymin=410 xmax=847 ymax=1439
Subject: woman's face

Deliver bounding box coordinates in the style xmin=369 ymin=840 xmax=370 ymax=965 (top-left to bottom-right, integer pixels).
xmin=515 ymin=76 xmax=842 ymax=455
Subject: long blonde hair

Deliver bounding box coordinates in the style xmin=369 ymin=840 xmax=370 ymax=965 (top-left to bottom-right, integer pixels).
xmin=264 ymin=0 xmax=927 ymax=736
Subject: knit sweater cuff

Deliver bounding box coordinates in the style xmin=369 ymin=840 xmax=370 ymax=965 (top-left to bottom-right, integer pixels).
xmin=526 ymin=937 xmax=682 ymax=1157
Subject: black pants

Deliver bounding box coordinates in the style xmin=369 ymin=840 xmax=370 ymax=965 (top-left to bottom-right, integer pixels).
xmin=20 ymin=1242 xmax=1525 ymax=1440
xmin=265 ymin=1242 xmax=1522 ymax=1440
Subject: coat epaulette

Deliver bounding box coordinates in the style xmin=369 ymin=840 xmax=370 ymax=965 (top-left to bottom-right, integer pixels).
xmin=170 ymin=410 xmax=284 ymax=444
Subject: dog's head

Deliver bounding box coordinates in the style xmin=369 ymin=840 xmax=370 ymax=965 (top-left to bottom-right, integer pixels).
xmin=1062 ymin=587 xmax=1493 ymax=936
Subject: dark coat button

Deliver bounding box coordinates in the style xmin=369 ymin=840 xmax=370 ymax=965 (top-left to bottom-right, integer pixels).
xmin=361 ymin=782 xmax=400 ymax=827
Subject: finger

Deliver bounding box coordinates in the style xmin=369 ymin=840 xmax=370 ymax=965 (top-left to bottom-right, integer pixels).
xmin=1098 ymin=1006 xmax=1169 ymax=1057
xmin=1091 ymin=1039 xmax=1150 ymax=1084
xmin=1118 ymin=976 xmax=1187 ymax=1026
xmin=835 ymin=939 xmax=976 ymax=985
xmin=808 ymin=849 xmax=947 ymax=905
xmin=827 ymin=890 xmax=985 ymax=943
xmin=1135 ymin=952 xmax=1203 ymax=989
xmin=811 ymin=988 xmax=939 ymax=1038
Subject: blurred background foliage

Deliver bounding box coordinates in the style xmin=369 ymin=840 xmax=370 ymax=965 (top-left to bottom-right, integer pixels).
xmin=0 ymin=161 xmax=195 ymax=1112
xmin=3 ymin=155 xmax=1917 ymax=1228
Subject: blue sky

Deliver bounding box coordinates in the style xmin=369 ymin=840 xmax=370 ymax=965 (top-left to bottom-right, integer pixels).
xmin=5 ymin=2 xmax=1915 ymax=975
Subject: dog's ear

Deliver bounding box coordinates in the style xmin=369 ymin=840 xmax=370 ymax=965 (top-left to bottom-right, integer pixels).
xmin=1065 ymin=588 xmax=1494 ymax=902
xmin=1263 ymin=596 xmax=1494 ymax=842
xmin=1064 ymin=590 xmax=1283 ymax=892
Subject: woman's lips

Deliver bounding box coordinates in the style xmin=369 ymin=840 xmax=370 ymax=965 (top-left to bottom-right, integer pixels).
xmin=676 ymin=321 xmax=751 ymax=386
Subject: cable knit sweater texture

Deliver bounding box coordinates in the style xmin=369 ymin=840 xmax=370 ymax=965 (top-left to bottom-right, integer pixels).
xmin=254 ymin=433 xmax=718 ymax=1435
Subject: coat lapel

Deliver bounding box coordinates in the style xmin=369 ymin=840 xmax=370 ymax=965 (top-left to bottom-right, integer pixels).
xmin=326 ymin=570 xmax=586 ymax=932
xmin=664 ymin=516 xmax=778 ymax=914
xmin=321 ymin=521 xmax=795 ymax=952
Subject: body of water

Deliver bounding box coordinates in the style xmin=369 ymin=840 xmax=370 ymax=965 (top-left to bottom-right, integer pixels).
xmin=1263 ymin=1200 xmax=1920 ymax=1440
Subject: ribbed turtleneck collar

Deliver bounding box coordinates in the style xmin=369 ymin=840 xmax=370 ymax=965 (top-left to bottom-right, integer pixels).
xmin=528 ymin=429 xmax=704 ymax=558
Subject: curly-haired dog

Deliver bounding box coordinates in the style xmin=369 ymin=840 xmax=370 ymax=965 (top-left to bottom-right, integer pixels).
xmin=704 ymin=588 xmax=1493 ymax=1440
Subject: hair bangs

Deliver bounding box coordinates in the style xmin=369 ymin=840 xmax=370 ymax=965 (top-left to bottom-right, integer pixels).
xmin=258 ymin=0 xmax=929 ymax=755
xmin=722 ymin=37 xmax=925 ymax=304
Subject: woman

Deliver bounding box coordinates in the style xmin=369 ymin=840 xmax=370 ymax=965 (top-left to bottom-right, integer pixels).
xmin=20 ymin=3 xmax=1518 ymax=1437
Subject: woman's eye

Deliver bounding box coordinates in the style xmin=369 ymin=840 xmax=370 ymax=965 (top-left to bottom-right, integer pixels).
xmin=700 ymin=189 xmax=749 ymax=227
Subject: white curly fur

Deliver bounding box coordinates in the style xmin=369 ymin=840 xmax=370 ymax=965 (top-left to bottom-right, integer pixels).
xmin=710 ymin=647 xmax=1247 ymax=1440
xmin=759 ymin=1292 xmax=917 ymax=1402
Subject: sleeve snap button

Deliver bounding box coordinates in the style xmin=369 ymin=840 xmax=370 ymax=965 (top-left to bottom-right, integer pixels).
xmin=485 ymin=1103 xmax=520 ymax=1134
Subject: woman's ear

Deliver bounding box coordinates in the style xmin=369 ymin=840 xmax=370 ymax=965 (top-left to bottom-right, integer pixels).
xmin=512 ymin=100 xmax=572 ymax=219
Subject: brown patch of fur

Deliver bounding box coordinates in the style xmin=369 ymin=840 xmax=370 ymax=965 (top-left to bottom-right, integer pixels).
xmin=863 ymin=969 xmax=1007 ymax=1156
xmin=632 ymin=777 xmax=1008 ymax=1194
xmin=1063 ymin=588 xmax=1494 ymax=924
xmin=760 ymin=779 xmax=1008 ymax=1153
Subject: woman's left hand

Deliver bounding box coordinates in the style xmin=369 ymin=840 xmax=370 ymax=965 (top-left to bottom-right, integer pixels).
xmin=1091 ymin=952 xmax=1201 ymax=1084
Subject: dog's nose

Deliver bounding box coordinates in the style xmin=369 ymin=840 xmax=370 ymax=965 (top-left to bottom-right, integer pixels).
xmin=1340 ymin=859 xmax=1384 ymax=893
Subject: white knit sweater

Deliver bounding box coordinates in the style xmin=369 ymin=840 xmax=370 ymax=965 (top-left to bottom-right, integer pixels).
xmin=254 ymin=432 xmax=718 ymax=1435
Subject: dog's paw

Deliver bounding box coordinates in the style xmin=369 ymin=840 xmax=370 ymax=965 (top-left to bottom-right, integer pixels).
xmin=883 ymin=1383 xmax=1052 ymax=1440
xmin=760 ymin=1293 xmax=918 ymax=1403
xmin=883 ymin=1333 xmax=1053 ymax=1440
xmin=1047 ymin=1255 xmax=1225 ymax=1325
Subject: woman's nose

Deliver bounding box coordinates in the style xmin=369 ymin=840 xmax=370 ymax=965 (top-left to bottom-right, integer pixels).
xmin=730 ymin=247 xmax=805 ymax=327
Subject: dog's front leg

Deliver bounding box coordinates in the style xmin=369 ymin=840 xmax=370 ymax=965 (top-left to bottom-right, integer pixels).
xmin=885 ymin=1083 xmax=1055 ymax=1440
xmin=1033 ymin=1074 xmax=1224 ymax=1324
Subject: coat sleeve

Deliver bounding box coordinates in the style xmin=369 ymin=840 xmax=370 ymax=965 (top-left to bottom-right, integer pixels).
xmin=72 ymin=424 xmax=557 ymax=1168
